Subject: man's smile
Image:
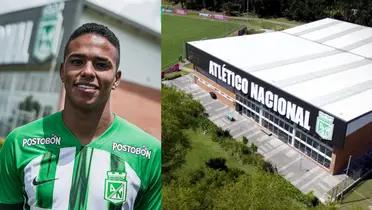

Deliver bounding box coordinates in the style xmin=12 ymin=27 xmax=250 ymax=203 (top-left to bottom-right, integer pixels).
xmin=73 ymin=82 xmax=99 ymax=93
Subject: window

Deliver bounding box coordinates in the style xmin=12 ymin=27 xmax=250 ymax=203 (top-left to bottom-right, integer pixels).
xmin=311 ymin=150 xmax=317 ymax=160
xmin=300 ymin=143 xmax=305 ymax=152
xmin=295 ymin=131 xmax=300 ymax=138
xmin=324 ymin=159 xmax=330 ymax=168
xmin=287 ymin=136 xmax=292 ymax=144
xmin=320 ymin=145 xmax=326 ymax=153
xmin=294 ymin=140 xmax=299 ymax=148
xmin=313 ymin=141 xmax=319 ymax=150
xmin=306 ymin=137 xmax=312 ymax=145
xmin=326 ymin=149 xmax=332 ymax=157
xmin=318 ymin=155 xmax=324 ymax=165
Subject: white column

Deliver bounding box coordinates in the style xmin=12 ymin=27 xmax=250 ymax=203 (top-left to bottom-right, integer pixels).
xmin=259 ymin=105 xmax=263 ymax=125
xmin=291 ymin=125 xmax=296 ymax=146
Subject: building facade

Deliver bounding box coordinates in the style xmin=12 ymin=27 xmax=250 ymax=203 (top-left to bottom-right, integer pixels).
xmin=186 ymin=18 xmax=372 ymax=175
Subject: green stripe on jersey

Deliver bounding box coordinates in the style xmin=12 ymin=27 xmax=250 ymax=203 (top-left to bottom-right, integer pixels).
xmin=36 ymin=152 xmax=59 ymax=208
xmin=69 ymin=147 xmax=93 ymax=210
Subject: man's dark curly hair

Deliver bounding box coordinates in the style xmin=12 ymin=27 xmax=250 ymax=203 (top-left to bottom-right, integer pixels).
xmin=63 ymin=23 xmax=120 ymax=68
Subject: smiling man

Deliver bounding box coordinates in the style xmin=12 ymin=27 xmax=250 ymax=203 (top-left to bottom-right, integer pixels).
xmin=0 ymin=23 xmax=161 ymax=210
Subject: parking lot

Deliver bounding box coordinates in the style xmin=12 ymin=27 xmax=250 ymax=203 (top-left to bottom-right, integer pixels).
xmin=163 ymin=74 xmax=348 ymax=203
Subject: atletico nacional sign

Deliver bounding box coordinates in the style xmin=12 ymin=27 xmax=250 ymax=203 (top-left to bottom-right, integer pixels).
xmin=186 ymin=43 xmax=348 ymax=148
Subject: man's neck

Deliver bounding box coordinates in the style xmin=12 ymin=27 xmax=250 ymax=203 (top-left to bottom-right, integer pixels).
xmin=62 ymin=102 xmax=114 ymax=145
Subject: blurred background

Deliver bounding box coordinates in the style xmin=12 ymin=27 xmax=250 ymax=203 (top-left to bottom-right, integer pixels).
xmin=0 ymin=0 xmax=161 ymax=140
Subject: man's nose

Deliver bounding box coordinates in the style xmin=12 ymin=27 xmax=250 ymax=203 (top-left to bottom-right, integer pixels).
xmin=81 ymin=61 xmax=95 ymax=78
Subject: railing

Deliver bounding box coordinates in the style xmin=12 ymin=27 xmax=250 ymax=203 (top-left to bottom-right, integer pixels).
xmin=328 ymin=151 xmax=372 ymax=201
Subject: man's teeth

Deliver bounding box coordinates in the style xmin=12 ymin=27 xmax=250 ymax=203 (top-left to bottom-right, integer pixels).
xmin=77 ymin=84 xmax=95 ymax=89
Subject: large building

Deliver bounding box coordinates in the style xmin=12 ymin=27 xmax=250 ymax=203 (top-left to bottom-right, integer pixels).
xmin=186 ymin=18 xmax=372 ymax=175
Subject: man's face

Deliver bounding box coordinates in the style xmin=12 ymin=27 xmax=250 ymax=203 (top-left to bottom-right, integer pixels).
xmin=60 ymin=33 xmax=121 ymax=110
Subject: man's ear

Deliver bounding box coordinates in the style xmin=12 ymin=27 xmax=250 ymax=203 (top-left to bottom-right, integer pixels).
xmin=112 ymin=70 xmax=121 ymax=90
xmin=59 ymin=63 xmax=65 ymax=83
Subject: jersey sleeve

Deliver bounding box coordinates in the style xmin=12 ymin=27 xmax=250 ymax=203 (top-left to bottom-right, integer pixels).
xmin=135 ymin=143 xmax=162 ymax=210
xmin=0 ymin=131 xmax=24 ymax=204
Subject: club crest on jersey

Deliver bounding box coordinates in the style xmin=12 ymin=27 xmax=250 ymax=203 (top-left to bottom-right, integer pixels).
xmin=104 ymin=171 xmax=127 ymax=204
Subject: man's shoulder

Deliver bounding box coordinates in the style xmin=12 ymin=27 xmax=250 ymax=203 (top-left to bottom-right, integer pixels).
xmin=1 ymin=112 xmax=61 ymax=159
xmin=114 ymin=115 xmax=160 ymax=150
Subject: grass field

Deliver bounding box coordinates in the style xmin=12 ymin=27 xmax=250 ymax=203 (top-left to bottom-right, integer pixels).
xmin=339 ymin=173 xmax=372 ymax=210
xmin=174 ymin=128 xmax=256 ymax=177
xmin=161 ymin=13 xmax=302 ymax=70
xmin=162 ymin=14 xmax=242 ymax=69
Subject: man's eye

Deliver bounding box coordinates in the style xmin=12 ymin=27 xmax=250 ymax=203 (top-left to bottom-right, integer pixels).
xmin=69 ymin=59 xmax=83 ymax=66
xmin=95 ymin=62 xmax=110 ymax=70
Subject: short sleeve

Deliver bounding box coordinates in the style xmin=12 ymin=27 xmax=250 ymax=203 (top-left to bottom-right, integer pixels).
xmin=134 ymin=144 xmax=162 ymax=210
xmin=0 ymin=132 xmax=24 ymax=204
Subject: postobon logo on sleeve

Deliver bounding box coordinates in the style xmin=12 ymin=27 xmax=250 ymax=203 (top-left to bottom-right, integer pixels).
xmin=316 ymin=111 xmax=335 ymax=141
xmin=104 ymin=171 xmax=128 ymax=204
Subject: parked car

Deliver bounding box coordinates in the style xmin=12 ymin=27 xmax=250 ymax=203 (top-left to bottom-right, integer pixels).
xmin=209 ymin=92 xmax=217 ymax=99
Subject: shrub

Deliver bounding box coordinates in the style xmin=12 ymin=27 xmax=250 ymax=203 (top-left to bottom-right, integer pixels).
xmin=206 ymin=158 xmax=228 ymax=171
xmin=242 ymin=146 xmax=251 ymax=155
xmin=304 ymin=191 xmax=319 ymax=207
xmin=261 ymin=161 xmax=278 ymax=174
xmin=163 ymin=72 xmax=182 ymax=80
xmin=223 ymin=129 xmax=231 ymax=138
xmin=242 ymin=136 xmax=248 ymax=145
xmin=189 ymin=169 xmax=205 ymax=185
xmin=251 ymin=143 xmax=258 ymax=153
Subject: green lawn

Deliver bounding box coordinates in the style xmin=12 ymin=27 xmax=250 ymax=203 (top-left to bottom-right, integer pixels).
xmin=174 ymin=129 xmax=256 ymax=177
xmin=339 ymin=174 xmax=372 ymax=210
xmin=161 ymin=14 xmax=242 ymax=69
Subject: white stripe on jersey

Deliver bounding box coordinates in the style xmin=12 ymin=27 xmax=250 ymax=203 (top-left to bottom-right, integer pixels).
xmin=24 ymin=155 xmax=43 ymax=208
xmin=86 ymin=149 xmax=111 ymax=210
xmin=85 ymin=149 xmax=141 ymax=210
xmin=122 ymin=162 xmax=141 ymax=210
xmin=52 ymin=147 xmax=76 ymax=210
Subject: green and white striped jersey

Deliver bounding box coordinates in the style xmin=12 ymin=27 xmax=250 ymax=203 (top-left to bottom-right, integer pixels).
xmin=0 ymin=112 xmax=161 ymax=210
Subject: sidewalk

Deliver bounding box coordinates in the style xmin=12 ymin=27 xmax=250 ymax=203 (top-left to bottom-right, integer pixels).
xmin=163 ymin=74 xmax=348 ymax=203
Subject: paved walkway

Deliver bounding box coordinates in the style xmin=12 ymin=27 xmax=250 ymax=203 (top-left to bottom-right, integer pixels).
xmin=163 ymin=74 xmax=348 ymax=203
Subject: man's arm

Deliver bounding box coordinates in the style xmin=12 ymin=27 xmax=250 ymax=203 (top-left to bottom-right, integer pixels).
xmin=134 ymin=145 xmax=162 ymax=210
xmin=0 ymin=132 xmax=24 ymax=208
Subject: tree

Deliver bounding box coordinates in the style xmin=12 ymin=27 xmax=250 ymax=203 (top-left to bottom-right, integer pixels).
xmin=19 ymin=95 xmax=41 ymax=117
xmin=162 ymin=86 xmax=205 ymax=180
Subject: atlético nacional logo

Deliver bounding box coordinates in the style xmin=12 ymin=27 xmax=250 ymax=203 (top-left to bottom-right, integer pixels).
xmin=315 ymin=111 xmax=334 ymax=141
xmin=104 ymin=171 xmax=127 ymax=204
xmin=33 ymin=2 xmax=64 ymax=62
